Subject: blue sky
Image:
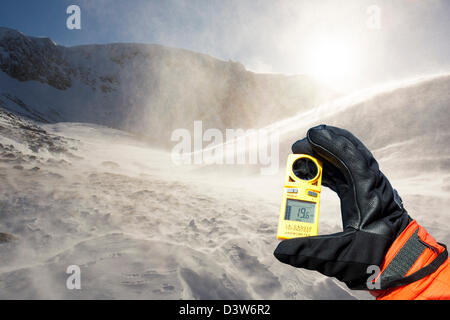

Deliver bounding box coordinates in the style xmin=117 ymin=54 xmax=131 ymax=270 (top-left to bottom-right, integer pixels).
xmin=1 ymin=0 xmax=449 ymax=91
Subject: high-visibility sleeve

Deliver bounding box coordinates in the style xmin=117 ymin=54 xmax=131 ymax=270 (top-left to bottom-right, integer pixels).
xmin=372 ymin=220 xmax=450 ymax=300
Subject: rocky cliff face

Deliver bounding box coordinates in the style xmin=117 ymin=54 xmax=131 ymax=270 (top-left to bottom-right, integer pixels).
xmin=0 ymin=27 xmax=331 ymax=146
xmin=0 ymin=28 xmax=72 ymax=90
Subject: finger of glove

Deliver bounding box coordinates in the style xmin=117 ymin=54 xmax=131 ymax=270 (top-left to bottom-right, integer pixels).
xmin=291 ymin=136 xmax=346 ymax=193
xmin=291 ymin=137 xmax=314 ymax=155
xmin=307 ymin=125 xmax=379 ymax=180
xmin=307 ymin=125 xmax=382 ymax=229
xmin=308 ymin=125 xmax=381 ymax=207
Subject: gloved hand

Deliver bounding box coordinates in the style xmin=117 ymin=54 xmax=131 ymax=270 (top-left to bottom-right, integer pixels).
xmin=274 ymin=124 xmax=411 ymax=289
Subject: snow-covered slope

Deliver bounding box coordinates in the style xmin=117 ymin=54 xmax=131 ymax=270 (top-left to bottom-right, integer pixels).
xmin=0 ymin=108 xmax=368 ymax=300
xmin=203 ymin=73 xmax=450 ymax=176
xmin=0 ymin=73 xmax=448 ymax=300
xmin=0 ymin=27 xmax=330 ymax=146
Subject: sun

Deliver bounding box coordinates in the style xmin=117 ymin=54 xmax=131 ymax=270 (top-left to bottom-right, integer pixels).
xmin=304 ymin=37 xmax=360 ymax=91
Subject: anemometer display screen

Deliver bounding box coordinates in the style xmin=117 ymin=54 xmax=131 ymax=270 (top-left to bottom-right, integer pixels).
xmin=284 ymin=199 xmax=316 ymax=224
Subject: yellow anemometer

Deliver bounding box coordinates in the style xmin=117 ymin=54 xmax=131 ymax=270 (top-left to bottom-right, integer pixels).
xmin=277 ymin=154 xmax=322 ymax=240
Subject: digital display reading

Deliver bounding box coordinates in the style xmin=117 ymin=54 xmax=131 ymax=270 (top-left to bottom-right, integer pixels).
xmin=284 ymin=199 xmax=316 ymax=224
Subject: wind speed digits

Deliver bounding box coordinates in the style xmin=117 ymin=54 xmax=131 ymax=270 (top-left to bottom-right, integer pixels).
xmin=285 ymin=199 xmax=315 ymax=224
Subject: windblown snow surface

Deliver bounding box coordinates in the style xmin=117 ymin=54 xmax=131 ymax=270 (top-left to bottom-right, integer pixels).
xmin=0 ymin=73 xmax=449 ymax=300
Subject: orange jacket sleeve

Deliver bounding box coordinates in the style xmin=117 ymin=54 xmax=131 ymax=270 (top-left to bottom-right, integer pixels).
xmin=372 ymin=220 xmax=450 ymax=300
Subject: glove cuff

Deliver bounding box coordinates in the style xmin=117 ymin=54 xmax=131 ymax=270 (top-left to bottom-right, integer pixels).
xmin=371 ymin=220 xmax=448 ymax=296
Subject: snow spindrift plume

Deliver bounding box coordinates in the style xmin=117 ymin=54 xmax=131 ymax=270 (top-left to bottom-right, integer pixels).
xmin=179 ymin=73 xmax=450 ymax=176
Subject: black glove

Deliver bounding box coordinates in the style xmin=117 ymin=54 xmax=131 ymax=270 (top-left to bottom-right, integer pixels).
xmin=273 ymin=124 xmax=411 ymax=289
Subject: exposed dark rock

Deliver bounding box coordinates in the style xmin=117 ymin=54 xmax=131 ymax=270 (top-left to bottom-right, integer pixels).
xmin=0 ymin=232 xmax=16 ymax=243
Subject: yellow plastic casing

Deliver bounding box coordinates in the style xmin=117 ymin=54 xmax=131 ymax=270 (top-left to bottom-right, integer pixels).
xmin=277 ymin=154 xmax=322 ymax=240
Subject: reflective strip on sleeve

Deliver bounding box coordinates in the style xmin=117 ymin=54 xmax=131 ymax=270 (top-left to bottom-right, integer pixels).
xmin=378 ymin=225 xmax=448 ymax=290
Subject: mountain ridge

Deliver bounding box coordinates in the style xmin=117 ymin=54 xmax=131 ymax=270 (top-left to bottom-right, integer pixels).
xmin=0 ymin=27 xmax=331 ymax=147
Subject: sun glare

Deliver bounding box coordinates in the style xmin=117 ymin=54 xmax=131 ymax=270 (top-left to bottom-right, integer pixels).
xmin=304 ymin=38 xmax=360 ymax=91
